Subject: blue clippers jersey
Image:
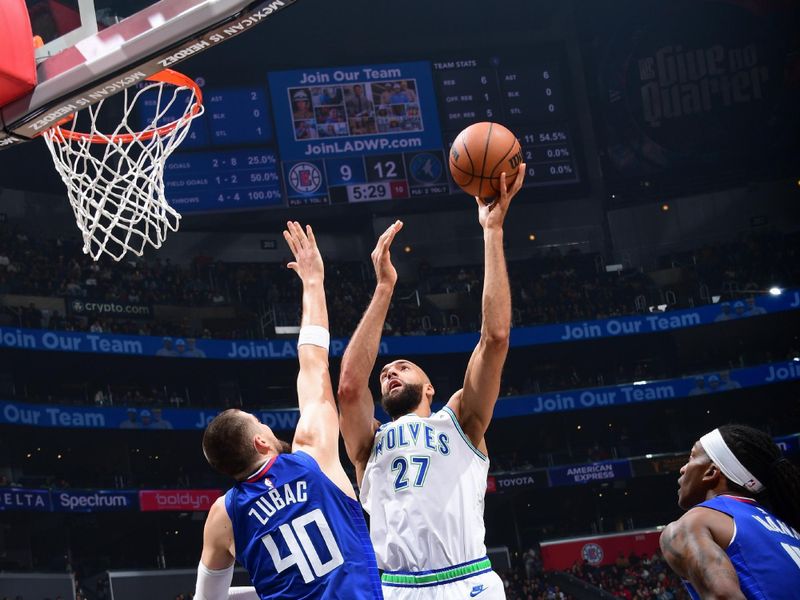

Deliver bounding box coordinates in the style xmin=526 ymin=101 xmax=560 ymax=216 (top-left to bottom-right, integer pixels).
xmin=684 ymin=495 xmax=800 ymax=600
xmin=225 ymin=451 xmax=382 ymax=599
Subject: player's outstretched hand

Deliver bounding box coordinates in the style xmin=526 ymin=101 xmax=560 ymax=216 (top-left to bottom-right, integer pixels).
xmin=283 ymin=221 xmax=324 ymax=284
xmin=371 ymin=220 xmax=403 ymax=288
xmin=476 ymin=163 xmax=526 ymax=231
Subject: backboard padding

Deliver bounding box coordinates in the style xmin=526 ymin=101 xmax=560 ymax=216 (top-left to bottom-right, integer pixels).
xmin=0 ymin=0 xmax=298 ymax=148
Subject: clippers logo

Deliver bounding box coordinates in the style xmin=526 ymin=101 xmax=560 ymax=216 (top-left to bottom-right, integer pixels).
xmin=288 ymin=162 xmax=322 ymax=194
xmin=581 ymin=542 xmax=604 ymax=565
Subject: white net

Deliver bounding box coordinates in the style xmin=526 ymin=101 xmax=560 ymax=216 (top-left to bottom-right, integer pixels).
xmin=42 ymin=70 xmax=204 ymax=261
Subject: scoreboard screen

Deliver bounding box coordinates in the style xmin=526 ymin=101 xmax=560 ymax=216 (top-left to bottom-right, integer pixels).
xmin=154 ymin=46 xmax=582 ymax=214
xmin=269 ymin=62 xmax=446 ymax=205
xmin=143 ymin=85 xmax=282 ymax=213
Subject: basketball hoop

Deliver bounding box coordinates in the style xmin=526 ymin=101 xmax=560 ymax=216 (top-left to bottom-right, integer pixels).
xmin=42 ymin=69 xmax=204 ymax=261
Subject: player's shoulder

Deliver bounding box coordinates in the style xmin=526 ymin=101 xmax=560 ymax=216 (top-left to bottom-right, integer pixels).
xmin=207 ymin=495 xmax=233 ymax=528
xmin=284 ymin=449 xmax=322 ymax=472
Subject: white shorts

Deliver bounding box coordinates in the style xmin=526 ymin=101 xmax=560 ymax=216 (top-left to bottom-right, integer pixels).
xmin=381 ymin=559 xmax=505 ymax=600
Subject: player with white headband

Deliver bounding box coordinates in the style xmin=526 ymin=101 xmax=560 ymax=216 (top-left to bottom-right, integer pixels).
xmin=660 ymin=424 xmax=800 ymax=599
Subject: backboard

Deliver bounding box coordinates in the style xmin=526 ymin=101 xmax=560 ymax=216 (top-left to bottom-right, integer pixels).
xmin=0 ymin=0 xmax=298 ymax=149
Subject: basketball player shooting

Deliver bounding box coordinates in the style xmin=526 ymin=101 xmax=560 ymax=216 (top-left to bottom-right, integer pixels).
xmin=338 ymin=164 xmax=525 ymax=599
xmin=195 ymin=222 xmax=382 ymax=600
xmin=660 ymin=424 xmax=800 ymax=599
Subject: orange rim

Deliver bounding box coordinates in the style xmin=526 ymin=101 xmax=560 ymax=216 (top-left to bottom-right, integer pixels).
xmin=49 ymin=69 xmax=203 ymax=144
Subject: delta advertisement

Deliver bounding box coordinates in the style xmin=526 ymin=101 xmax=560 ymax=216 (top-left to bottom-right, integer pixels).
xmin=0 ymin=290 xmax=796 ymax=360
xmin=0 ymin=359 xmax=798 ymax=431
xmin=0 ymin=488 xmax=220 ymax=513
xmin=541 ymin=529 xmax=662 ymax=570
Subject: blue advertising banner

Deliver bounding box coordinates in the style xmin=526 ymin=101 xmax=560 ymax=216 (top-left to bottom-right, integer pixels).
xmin=0 ymin=290 xmax=797 ymax=361
xmin=548 ymin=460 xmax=633 ymax=486
xmin=268 ymin=61 xmax=443 ymax=161
xmin=0 ymin=401 xmax=300 ymax=431
xmin=492 ymin=359 xmax=800 ymax=418
xmin=1 ymin=360 xmax=797 ymax=431
xmin=0 ymin=488 xmax=52 ymax=512
xmin=52 ymin=489 xmax=139 ymax=513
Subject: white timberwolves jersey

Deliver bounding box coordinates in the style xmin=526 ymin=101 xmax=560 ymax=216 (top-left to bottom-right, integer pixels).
xmin=360 ymin=407 xmax=490 ymax=572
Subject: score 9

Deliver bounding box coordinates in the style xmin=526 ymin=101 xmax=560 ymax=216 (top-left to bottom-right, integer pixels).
xmin=325 ymin=157 xmax=367 ymax=187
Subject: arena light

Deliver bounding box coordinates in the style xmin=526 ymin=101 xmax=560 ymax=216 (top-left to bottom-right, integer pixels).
xmin=769 ymin=286 xmax=782 ymax=296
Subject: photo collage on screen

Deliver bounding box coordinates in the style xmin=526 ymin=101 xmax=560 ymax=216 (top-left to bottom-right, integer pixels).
xmin=289 ymin=79 xmax=423 ymax=141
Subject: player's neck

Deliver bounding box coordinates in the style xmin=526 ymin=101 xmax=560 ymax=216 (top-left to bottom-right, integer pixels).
xmin=392 ymin=407 xmax=432 ymax=421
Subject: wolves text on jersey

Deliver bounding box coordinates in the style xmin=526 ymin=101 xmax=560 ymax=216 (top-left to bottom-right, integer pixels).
xmin=372 ymin=421 xmax=450 ymax=459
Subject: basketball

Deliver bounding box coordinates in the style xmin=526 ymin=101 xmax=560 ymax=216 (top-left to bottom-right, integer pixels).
xmin=449 ymin=122 xmax=523 ymax=199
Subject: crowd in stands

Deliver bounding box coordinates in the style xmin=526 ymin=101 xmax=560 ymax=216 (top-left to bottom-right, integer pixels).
xmin=568 ymin=552 xmax=689 ymax=599
xmin=0 ymin=224 xmax=797 ymax=340
xmin=498 ymin=546 xmax=689 ymax=599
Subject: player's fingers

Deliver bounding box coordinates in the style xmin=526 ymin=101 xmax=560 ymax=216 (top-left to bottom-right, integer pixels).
xmin=285 ymin=221 xmax=300 ymax=245
xmin=511 ymin=164 xmax=526 ymax=194
xmin=287 ymin=262 xmax=298 ymax=272
xmin=384 ymin=220 xmax=403 ymax=247
xmin=291 ymin=221 xmax=308 ymax=249
xmin=305 ymin=224 xmax=317 ymax=248
xmin=283 ymin=230 xmax=298 ymax=257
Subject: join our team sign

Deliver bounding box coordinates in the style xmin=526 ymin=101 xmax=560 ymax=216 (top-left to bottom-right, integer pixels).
xmin=268 ymin=61 xmax=447 ymax=205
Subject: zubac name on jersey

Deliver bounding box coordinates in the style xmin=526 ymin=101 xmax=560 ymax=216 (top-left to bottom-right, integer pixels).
xmin=247 ymin=480 xmax=307 ymax=526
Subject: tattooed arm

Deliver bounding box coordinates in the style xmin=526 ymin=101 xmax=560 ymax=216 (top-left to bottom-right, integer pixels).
xmin=660 ymin=508 xmax=745 ymax=600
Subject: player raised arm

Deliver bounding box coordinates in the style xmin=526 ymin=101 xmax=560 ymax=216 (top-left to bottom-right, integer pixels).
xmin=660 ymin=508 xmax=747 ymax=600
xmin=282 ymin=222 xmax=345 ymax=481
xmin=447 ymin=164 xmax=525 ymax=449
xmin=337 ymin=220 xmax=403 ymax=484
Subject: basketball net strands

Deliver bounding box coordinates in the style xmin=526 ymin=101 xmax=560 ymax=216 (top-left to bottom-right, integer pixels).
xmin=43 ymin=70 xmax=203 ymax=261
xmin=0 ymin=0 xmax=300 ymax=261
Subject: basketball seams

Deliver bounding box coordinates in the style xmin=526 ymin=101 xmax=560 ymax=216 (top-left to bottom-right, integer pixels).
xmin=487 ymin=138 xmax=521 ymax=194
xmin=479 ymin=122 xmax=493 ymax=198
xmin=448 ymin=122 xmax=519 ymax=197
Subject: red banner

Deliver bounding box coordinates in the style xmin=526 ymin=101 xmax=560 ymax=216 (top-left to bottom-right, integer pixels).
xmin=541 ymin=529 xmax=662 ymax=571
xmin=138 ymin=489 xmax=221 ymax=512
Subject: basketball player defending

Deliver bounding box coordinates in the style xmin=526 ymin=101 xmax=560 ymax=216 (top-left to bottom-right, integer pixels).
xmin=660 ymin=424 xmax=800 ymax=599
xmin=338 ymin=165 xmax=525 ymax=599
xmin=196 ymin=222 xmax=382 ymax=600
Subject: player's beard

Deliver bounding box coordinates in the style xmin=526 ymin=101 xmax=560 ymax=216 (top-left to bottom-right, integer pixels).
xmin=381 ymin=383 xmax=423 ymax=420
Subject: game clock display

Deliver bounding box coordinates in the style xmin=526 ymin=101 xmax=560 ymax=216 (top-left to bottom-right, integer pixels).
xmin=282 ymin=150 xmax=449 ymax=206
